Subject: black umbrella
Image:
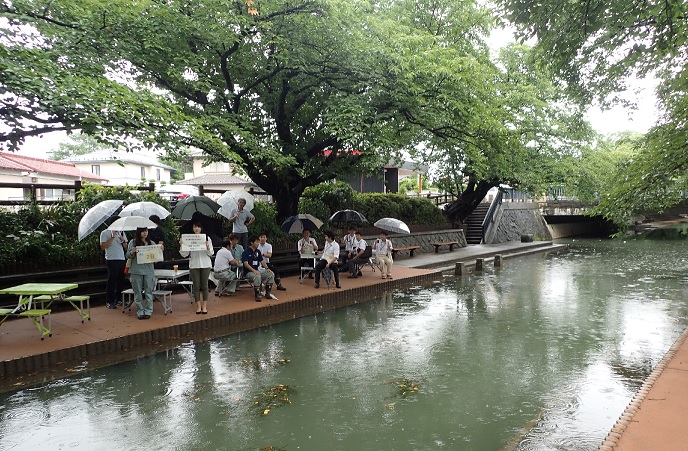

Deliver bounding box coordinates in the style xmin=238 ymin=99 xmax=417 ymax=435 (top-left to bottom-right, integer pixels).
xmin=281 ymin=214 xmax=324 ymax=234
xmin=171 ymin=195 xmax=220 ymax=220
xmin=328 ymin=209 xmax=368 ymax=224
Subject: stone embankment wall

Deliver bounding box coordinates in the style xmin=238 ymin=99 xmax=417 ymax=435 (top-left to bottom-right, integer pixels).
xmin=362 ymin=230 xmax=467 ymax=253
xmin=486 ymin=202 xmax=552 ymax=243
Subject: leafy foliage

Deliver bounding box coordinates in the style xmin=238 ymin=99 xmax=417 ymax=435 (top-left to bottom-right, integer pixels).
xmin=0 ymin=184 xmax=174 ymax=272
xmin=301 ymin=182 xmax=355 ymax=216
xmin=498 ymin=0 xmax=688 ymax=224
xmin=0 ymin=0 xmax=595 ymax=225
xmin=248 ymin=201 xmax=285 ymax=241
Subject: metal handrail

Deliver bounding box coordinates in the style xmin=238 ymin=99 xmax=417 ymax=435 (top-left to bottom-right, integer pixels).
xmin=481 ymin=191 xmax=503 ymax=243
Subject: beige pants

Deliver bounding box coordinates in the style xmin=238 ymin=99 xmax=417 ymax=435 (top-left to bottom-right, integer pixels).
xmin=376 ymin=255 xmax=393 ymax=276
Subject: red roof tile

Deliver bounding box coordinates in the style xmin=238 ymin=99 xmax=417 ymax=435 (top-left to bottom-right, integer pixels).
xmin=0 ymin=152 xmax=107 ymax=181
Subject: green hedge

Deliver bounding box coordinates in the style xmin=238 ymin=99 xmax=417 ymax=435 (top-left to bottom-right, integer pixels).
xmin=0 ymin=182 xmax=445 ymax=273
xmin=300 ymin=181 xmax=444 ymax=225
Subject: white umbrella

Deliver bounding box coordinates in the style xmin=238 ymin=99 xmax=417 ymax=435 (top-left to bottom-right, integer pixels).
xmin=119 ymin=201 xmax=170 ymax=219
xmin=107 ymin=216 xmax=158 ymax=231
xmin=374 ymin=217 xmax=411 ymax=234
xmin=78 ymin=199 xmax=124 ymax=241
xmin=217 ymin=190 xmax=254 ymax=217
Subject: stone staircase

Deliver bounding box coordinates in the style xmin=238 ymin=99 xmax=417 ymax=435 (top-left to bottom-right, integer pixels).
xmin=464 ymin=203 xmax=491 ymax=244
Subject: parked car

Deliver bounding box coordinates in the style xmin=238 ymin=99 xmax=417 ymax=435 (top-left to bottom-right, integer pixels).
xmin=156 ymin=185 xmax=199 ymax=208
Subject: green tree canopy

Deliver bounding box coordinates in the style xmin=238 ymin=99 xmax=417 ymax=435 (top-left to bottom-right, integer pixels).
xmin=498 ymin=0 xmax=688 ymax=224
xmin=2 ymin=0 xmax=593 ymax=223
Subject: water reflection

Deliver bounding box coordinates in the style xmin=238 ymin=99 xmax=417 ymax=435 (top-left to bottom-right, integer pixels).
xmin=0 ymin=239 xmax=687 ymax=450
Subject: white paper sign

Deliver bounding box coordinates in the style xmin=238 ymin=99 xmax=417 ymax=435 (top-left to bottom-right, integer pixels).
xmin=136 ymin=245 xmax=164 ymax=264
xmin=181 ymin=234 xmax=207 ymax=252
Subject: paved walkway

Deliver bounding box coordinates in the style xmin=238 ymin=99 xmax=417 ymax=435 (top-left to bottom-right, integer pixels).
xmin=0 ymin=240 xmax=684 ymax=448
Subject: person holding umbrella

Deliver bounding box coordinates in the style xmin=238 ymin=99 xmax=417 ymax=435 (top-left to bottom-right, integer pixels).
xmin=339 ymin=226 xmax=357 ymax=270
xmin=147 ymin=215 xmax=166 ymax=249
xmin=228 ymin=198 xmax=255 ymax=250
xmin=179 ymin=220 xmax=214 ymax=314
xmin=373 ymin=231 xmax=394 ymax=279
xmin=126 ymin=227 xmax=156 ymax=319
xmin=100 ymin=218 xmax=128 ymax=309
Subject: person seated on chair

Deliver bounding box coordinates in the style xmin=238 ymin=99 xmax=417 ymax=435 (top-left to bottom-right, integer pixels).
xmin=314 ymin=230 xmax=341 ymax=289
xmin=214 ymin=237 xmax=240 ymax=296
xmin=258 ymin=232 xmax=287 ymax=291
xmin=373 ymin=231 xmax=394 ymax=279
xmin=347 ymin=231 xmax=372 ymax=278
xmin=242 ymin=235 xmax=275 ymax=302
xmin=297 ymin=229 xmax=319 ymax=279
xmin=339 ymin=226 xmax=357 ymax=269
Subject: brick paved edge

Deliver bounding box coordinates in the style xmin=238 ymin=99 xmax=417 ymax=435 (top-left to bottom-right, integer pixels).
xmin=596 ymin=326 xmax=688 ymax=450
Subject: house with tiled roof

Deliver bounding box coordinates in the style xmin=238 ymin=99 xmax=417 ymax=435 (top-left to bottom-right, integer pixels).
xmin=0 ymin=152 xmax=107 ymax=201
xmin=180 ymin=150 xmax=263 ymax=201
xmin=62 ymin=150 xmax=175 ymax=187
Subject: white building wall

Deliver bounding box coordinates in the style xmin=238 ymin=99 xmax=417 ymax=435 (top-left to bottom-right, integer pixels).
xmin=73 ymin=162 xmax=171 ymax=187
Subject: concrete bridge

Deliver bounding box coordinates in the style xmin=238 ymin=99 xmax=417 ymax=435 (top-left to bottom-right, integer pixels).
xmin=482 ymin=199 xmax=613 ymax=243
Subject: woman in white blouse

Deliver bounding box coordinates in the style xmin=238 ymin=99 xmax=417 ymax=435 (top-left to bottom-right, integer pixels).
xmin=179 ymin=221 xmax=214 ymax=314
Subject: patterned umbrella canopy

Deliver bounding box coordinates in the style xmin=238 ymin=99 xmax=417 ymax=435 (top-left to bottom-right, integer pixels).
xmin=374 ymin=217 xmax=411 ymax=234
xmin=78 ymin=199 xmax=123 ymax=241
xmin=171 ymin=196 xmax=220 ymax=220
xmin=280 ymin=214 xmax=324 ymax=234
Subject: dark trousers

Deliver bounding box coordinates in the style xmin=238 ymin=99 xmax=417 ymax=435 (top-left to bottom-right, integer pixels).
xmin=266 ymin=262 xmax=281 ymax=280
xmin=315 ymin=260 xmax=340 ymax=285
xmin=348 ymin=257 xmax=368 ymax=275
xmin=106 ymin=259 xmax=126 ymax=305
xmin=236 ymin=232 xmax=249 ymax=251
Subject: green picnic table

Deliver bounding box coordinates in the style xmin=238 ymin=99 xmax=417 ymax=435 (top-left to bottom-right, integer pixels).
xmin=0 ymin=282 xmax=79 ymax=339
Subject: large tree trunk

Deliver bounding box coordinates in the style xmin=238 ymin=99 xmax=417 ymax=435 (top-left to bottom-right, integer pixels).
xmin=444 ymin=179 xmax=499 ymax=223
xmin=272 ymin=185 xmax=303 ymax=224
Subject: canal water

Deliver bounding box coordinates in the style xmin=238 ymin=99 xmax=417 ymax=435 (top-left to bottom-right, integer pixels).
xmin=1 ymin=239 xmax=687 ymax=450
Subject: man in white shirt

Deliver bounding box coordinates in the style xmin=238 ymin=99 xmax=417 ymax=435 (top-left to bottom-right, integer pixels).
xmin=258 ymin=232 xmax=287 ymax=291
xmin=373 ymin=231 xmax=394 ymax=279
xmin=347 ymin=231 xmax=372 ymax=278
xmin=213 ymin=236 xmax=241 ymax=296
xmin=314 ymin=230 xmax=341 ymax=289
xmin=339 ymin=226 xmax=357 ymax=269
xmin=297 ymin=229 xmax=318 ymax=279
